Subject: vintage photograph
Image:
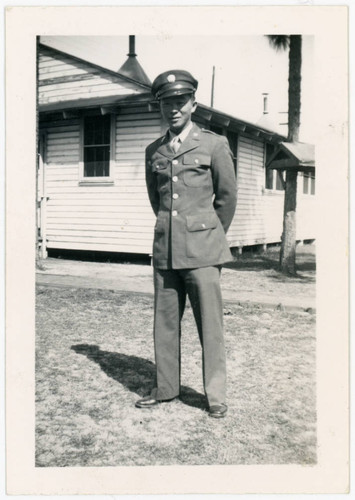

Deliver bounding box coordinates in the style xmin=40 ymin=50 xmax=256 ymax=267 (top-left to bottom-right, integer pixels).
xmin=35 ymin=34 xmax=316 ymax=467
xmin=5 ymin=5 xmax=349 ymax=496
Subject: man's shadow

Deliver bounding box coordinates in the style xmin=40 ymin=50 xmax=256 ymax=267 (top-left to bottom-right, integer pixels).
xmin=71 ymin=344 xmax=206 ymax=410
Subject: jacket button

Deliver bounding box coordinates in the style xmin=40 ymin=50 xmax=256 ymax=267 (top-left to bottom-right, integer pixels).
xmin=172 ymin=176 xmax=178 ymax=182
xmin=173 ymin=193 xmax=179 ymax=199
xmin=194 ymin=159 xmax=199 ymax=164
xmin=172 ymin=210 xmax=178 ymax=216
xmin=202 ymin=223 xmax=206 ymax=228
xmin=172 ymin=160 xmax=178 ymax=165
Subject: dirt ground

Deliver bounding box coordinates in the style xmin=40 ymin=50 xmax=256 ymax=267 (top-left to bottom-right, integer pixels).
xmin=36 ymin=243 xmax=316 ymax=311
xmin=36 ymin=285 xmax=316 ymax=467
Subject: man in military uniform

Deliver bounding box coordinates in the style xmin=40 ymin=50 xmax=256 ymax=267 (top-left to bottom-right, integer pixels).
xmin=135 ymin=70 xmax=237 ymax=418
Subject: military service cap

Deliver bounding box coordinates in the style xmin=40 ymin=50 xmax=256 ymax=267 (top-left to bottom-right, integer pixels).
xmin=152 ymin=70 xmax=198 ymax=100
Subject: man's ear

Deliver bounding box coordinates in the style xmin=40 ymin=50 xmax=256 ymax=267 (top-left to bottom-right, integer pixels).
xmin=191 ymin=99 xmax=197 ymax=114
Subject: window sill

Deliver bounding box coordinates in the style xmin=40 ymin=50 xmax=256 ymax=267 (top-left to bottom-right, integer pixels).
xmin=263 ymin=188 xmax=285 ymax=194
xmin=79 ymin=178 xmax=114 ymax=187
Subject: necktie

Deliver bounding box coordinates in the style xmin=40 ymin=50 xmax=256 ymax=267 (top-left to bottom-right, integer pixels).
xmin=170 ymin=136 xmax=181 ymax=153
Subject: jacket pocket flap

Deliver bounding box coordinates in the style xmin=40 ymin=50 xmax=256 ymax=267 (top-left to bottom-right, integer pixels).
xmin=183 ymin=154 xmax=211 ymax=166
xmin=186 ymin=213 xmax=218 ymax=232
xmin=152 ymin=160 xmax=168 ymax=172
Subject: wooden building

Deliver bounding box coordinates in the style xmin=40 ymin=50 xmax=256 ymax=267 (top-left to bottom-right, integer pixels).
xmin=37 ymin=40 xmax=315 ymax=258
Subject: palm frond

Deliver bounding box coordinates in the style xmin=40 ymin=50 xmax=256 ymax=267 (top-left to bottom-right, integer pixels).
xmin=266 ymin=35 xmax=290 ymax=51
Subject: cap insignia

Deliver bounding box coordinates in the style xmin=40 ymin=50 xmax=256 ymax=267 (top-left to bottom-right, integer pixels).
xmin=167 ymin=74 xmax=176 ymax=83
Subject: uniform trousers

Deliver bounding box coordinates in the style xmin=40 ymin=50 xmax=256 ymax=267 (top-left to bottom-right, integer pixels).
xmin=150 ymin=265 xmax=226 ymax=407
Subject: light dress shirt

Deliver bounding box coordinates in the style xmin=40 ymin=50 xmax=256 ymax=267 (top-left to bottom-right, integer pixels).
xmin=169 ymin=121 xmax=193 ymax=151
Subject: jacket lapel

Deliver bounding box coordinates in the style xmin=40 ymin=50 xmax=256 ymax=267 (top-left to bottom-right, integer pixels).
xmin=175 ymin=124 xmax=201 ymax=158
xmin=155 ymin=132 xmax=174 ymax=158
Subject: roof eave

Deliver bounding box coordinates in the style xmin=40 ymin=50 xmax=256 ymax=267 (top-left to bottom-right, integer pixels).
xmin=38 ymin=92 xmax=153 ymax=114
xmin=269 ymin=158 xmax=315 ymax=171
xmin=196 ymin=103 xmax=286 ymax=143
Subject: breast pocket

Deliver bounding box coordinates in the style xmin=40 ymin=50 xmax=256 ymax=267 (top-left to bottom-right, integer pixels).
xmin=183 ymin=154 xmax=211 ymax=187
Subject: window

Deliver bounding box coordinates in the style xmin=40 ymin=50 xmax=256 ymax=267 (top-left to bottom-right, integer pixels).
xmin=275 ymin=170 xmax=285 ymax=190
xmin=227 ymin=131 xmax=238 ymax=174
xmin=83 ymin=115 xmax=111 ymax=178
xmin=265 ymin=169 xmax=285 ymax=191
xmin=265 ymin=168 xmax=274 ymax=190
xmin=303 ymin=172 xmax=315 ymax=195
xmin=265 ymin=143 xmax=284 ymax=191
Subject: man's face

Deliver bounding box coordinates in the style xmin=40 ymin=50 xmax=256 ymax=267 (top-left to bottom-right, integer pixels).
xmin=160 ymin=94 xmax=197 ymax=134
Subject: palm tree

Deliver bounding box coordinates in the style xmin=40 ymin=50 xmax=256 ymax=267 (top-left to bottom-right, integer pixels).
xmin=36 ymin=35 xmax=40 ymax=267
xmin=267 ymin=35 xmax=302 ymax=275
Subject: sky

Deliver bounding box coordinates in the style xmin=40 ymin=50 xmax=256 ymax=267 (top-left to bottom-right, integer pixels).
xmin=41 ymin=35 xmax=314 ymax=142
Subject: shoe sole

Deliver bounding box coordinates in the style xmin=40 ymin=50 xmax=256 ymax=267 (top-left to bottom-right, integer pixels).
xmin=135 ymin=402 xmax=159 ymax=409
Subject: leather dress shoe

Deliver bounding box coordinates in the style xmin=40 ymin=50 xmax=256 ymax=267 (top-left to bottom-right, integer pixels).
xmin=135 ymin=396 xmax=176 ymax=409
xmin=208 ymin=403 xmax=228 ymax=418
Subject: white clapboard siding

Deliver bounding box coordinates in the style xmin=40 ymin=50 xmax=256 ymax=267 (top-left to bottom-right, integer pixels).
xmin=262 ymin=190 xmax=284 ymax=243
xmin=227 ymin=135 xmax=268 ymax=246
xmin=41 ymin=111 xmax=161 ymax=253
xmin=38 ymin=45 xmax=144 ymax=105
xmin=47 ymin=211 xmax=155 ymax=221
xmin=297 ymin=192 xmax=316 ymax=240
xmin=40 ymin=104 xmax=314 ymax=254
xmin=46 ymin=240 xmax=151 ymax=253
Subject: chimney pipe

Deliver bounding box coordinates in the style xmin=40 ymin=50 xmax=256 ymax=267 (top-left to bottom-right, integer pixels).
xmin=262 ymin=93 xmax=269 ymax=114
xmin=128 ymin=35 xmax=137 ymax=57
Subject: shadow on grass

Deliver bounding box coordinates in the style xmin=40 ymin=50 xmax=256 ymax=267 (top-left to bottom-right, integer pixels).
xmin=267 ymin=271 xmax=316 ymax=284
xmin=71 ymin=344 xmax=206 ymax=411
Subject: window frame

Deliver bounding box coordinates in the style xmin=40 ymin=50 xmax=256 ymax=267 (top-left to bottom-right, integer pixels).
xmin=79 ymin=113 xmax=116 ymax=186
xmin=264 ymin=169 xmax=285 ymax=191
xmin=302 ymin=171 xmax=315 ymax=195
xmin=264 ymin=143 xmax=285 ymax=192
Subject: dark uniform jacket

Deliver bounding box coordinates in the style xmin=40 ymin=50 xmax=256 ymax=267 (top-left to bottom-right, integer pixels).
xmin=145 ymin=123 xmax=237 ymax=269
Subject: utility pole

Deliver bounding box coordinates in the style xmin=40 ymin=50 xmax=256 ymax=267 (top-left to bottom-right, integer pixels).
xmin=211 ymin=66 xmax=215 ymax=107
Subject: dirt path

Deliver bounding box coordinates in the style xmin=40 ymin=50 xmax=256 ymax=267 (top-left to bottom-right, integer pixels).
xmin=36 ymin=250 xmax=316 ymax=312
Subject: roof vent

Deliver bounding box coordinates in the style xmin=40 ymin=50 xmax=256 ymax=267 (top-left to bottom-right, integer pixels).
xmin=117 ymin=35 xmax=151 ymax=86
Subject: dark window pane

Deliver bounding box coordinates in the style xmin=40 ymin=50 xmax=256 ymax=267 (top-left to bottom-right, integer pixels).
xmin=84 ymin=115 xmax=111 ymax=146
xmin=227 ymin=131 xmax=238 ymax=174
xmin=265 ymin=143 xmax=276 ymax=189
xmin=265 ymin=168 xmax=274 ymax=189
xmin=275 ymin=171 xmax=285 ymax=190
xmin=84 ymin=148 xmax=95 ymax=177
xmin=84 ymin=145 xmax=110 ymax=177
xmin=94 ymin=118 xmax=102 ymax=145
xmin=303 ymin=172 xmax=309 ymax=194
xmin=310 ymin=175 xmax=315 ymax=195
xmin=84 ymin=119 xmax=94 ymax=145
xmin=103 ymin=115 xmax=111 ymax=144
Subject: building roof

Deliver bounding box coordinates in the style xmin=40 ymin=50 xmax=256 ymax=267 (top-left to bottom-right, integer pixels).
xmin=196 ymin=103 xmax=286 ymax=143
xmin=38 ymin=41 xmax=287 ymax=144
xmin=267 ymin=141 xmax=315 ymax=171
xmin=39 ymin=42 xmax=151 ymax=91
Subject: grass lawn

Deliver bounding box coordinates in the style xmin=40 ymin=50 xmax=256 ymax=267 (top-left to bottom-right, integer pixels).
xmin=36 ymin=285 xmax=316 ymax=467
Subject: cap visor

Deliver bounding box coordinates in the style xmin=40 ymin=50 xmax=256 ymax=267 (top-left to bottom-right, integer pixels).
xmin=158 ymin=88 xmax=194 ymax=99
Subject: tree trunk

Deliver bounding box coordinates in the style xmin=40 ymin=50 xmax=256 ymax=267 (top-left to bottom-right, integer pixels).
xmin=280 ymin=170 xmax=298 ymax=274
xmin=280 ymin=35 xmax=302 ymax=275
xmin=36 ymin=36 xmax=41 ymax=268
xmin=287 ymin=35 xmax=302 ymax=142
